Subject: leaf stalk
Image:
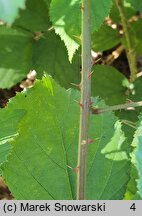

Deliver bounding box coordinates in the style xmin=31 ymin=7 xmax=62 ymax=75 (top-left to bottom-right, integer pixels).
xmin=92 ymin=101 xmax=142 ymax=114
xmin=115 ymin=0 xmax=137 ymax=82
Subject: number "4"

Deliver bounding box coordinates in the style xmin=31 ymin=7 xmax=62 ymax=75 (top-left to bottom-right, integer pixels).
xmin=130 ymin=203 xmax=136 ymax=211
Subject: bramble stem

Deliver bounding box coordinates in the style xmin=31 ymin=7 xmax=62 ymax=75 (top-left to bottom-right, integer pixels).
xmin=115 ymin=0 xmax=137 ymax=82
xmin=92 ymin=101 xmax=142 ymax=114
xmin=76 ymin=0 xmax=91 ymax=200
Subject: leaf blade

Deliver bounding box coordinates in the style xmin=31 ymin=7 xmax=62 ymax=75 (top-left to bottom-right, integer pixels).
xmin=1 ymin=77 xmax=129 ymax=199
xmin=0 ymin=0 xmax=26 ymax=24
xmin=49 ymin=0 xmax=112 ymax=61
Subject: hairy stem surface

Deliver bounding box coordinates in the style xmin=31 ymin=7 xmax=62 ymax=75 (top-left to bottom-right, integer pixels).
xmin=76 ymin=0 xmax=91 ymax=200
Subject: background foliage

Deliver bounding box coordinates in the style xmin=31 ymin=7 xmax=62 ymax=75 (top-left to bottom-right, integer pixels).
xmin=0 ymin=0 xmax=142 ymax=200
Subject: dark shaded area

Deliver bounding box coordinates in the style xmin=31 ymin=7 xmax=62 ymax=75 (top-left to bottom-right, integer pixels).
xmin=110 ymin=50 xmax=130 ymax=78
xmin=0 ymin=84 xmax=22 ymax=108
xmin=102 ymin=46 xmax=130 ymax=78
xmin=0 ymin=177 xmax=13 ymax=200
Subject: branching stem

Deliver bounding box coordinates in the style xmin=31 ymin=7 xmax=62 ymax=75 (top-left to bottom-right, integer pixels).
xmin=115 ymin=0 xmax=137 ymax=82
xmin=76 ymin=0 xmax=91 ymax=200
xmin=92 ymin=101 xmax=142 ymax=114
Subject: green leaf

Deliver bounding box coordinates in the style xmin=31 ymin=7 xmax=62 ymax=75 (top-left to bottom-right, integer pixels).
xmin=33 ymin=31 xmax=80 ymax=88
xmin=131 ymin=113 xmax=142 ymax=198
xmin=131 ymin=113 xmax=142 ymax=152
xmin=49 ymin=0 xmax=112 ymax=61
xmin=124 ymin=165 xmax=140 ymax=200
xmin=0 ymin=109 xmax=25 ymax=142
xmin=0 ymin=1 xmax=79 ymax=89
xmin=87 ymin=118 xmax=129 ymax=199
xmin=121 ymin=19 xmax=142 ymax=57
xmin=0 ymin=26 xmax=32 ymax=88
xmin=91 ymin=0 xmax=112 ymax=30
xmin=0 ymin=108 xmax=25 ymax=175
xmin=115 ymin=103 xmax=140 ymax=200
xmin=110 ymin=0 xmax=136 ymax=24
xmin=128 ymin=75 xmax=142 ymax=117
xmin=13 ymin=0 xmax=51 ymax=32
xmin=129 ymin=0 xmax=142 ymax=11
xmin=130 ymin=76 xmax=142 ymax=102
xmin=91 ymin=25 xmax=121 ymax=52
xmin=0 ymin=0 xmax=26 ymax=24
xmin=0 ymin=0 xmax=80 ymax=89
xmin=2 ymin=78 xmax=80 ymax=199
xmin=91 ymin=65 xmax=127 ymax=105
xmin=135 ymin=136 xmax=142 ymax=198
xmin=1 ymin=77 xmax=129 ymax=199
xmin=0 ymin=24 xmax=80 ymax=89
xmin=116 ymin=109 xmax=138 ymax=143
xmin=0 ymin=0 xmax=52 ymax=88
xmin=0 ymin=143 xmax=11 ymax=176
xmin=49 ymin=0 xmax=80 ymax=62
xmin=129 ymin=20 xmax=142 ymax=55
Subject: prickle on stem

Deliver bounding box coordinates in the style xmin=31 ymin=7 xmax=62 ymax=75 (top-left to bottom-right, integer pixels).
xmin=70 ymin=83 xmax=81 ymax=89
xmin=87 ymin=71 xmax=93 ymax=80
xmin=73 ymin=35 xmax=81 ymax=41
xmin=74 ymin=100 xmax=84 ymax=109
xmin=87 ymin=138 xmax=94 ymax=144
xmin=73 ymin=166 xmax=80 ymax=173
xmin=80 ymin=4 xmax=84 ymax=11
xmin=81 ymin=138 xmax=94 ymax=145
xmin=67 ymin=165 xmax=80 ymax=173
